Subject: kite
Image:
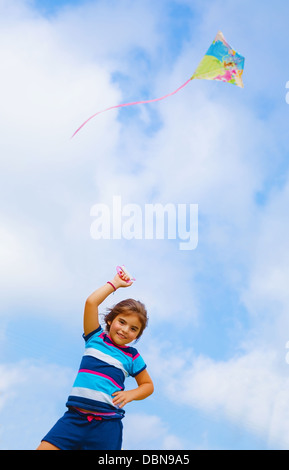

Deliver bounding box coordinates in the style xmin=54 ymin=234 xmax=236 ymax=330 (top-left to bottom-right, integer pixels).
xmin=71 ymin=31 xmax=245 ymax=138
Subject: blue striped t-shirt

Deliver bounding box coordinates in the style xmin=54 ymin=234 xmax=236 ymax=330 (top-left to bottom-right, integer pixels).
xmin=66 ymin=326 xmax=146 ymax=418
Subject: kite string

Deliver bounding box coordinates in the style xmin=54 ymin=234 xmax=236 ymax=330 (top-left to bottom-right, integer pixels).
xmin=71 ymin=77 xmax=192 ymax=138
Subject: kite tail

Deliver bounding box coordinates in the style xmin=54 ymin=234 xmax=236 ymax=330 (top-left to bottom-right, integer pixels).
xmin=71 ymin=78 xmax=192 ymax=138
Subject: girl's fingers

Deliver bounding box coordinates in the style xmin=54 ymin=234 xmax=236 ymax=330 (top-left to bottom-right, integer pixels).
xmin=118 ymin=273 xmax=131 ymax=283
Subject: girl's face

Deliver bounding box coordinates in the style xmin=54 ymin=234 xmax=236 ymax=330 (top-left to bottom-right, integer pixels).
xmin=108 ymin=313 xmax=142 ymax=346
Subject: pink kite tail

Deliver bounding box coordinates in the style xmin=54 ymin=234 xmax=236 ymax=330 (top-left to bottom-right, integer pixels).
xmin=71 ymin=78 xmax=192 ymax=138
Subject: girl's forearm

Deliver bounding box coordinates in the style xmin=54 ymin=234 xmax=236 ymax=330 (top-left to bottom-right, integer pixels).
xmin=131 ymin=382 xmax=154 ymax=401
xmin=84 ymin=282 xmax=115 ymax=335
xmin=86 ymin=281 xmax=116 ymax=307
xmin=112 ymin=383 xmax=154 ymax=408
xmin=86 ymin=272 xmax=131 ymax=307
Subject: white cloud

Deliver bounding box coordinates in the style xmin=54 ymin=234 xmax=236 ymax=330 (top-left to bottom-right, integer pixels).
xmin=0 ymin=364 xmax=21 ymax=412
xmin=0 ymin=360 xmax=74 ymax=450
xmin=0 ymin=9 xmax=121 ymax=162
xmin=0 ymin=0 xmax=203 ymax=322
xmin=242 ymin=181 xmax=289 ymax=316
xmin=146 ymin=339 xmax=289 ymax=449
xmin=0 ymin=0 xmax=123 ymax=315
xmin=53 ymin=0 xmax=162 ymax=63
xmin=0 ymin=219 xmax=69 ymax=298
xmin=123 ymin=412 xmax=186 ymax=450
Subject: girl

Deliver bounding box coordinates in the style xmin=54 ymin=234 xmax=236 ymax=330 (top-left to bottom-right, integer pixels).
xmin=37 ymin=269 xmax=154 ymax=450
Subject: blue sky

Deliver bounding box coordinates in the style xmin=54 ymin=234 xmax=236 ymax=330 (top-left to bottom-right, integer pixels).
xmin=1 ymin=0 xmax=289 ymax=450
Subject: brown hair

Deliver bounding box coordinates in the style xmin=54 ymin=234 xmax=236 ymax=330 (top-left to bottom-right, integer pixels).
xmin=104 ymin=298 xmax=148 ymax=340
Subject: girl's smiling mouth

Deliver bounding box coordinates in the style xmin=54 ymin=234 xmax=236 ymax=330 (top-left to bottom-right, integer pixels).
xmin=117 ymin=332 xmax=126 ymax=339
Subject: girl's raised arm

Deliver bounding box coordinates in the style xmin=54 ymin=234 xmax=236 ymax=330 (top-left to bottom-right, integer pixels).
xmin=83 ymin=273 xmax=132 ymax=336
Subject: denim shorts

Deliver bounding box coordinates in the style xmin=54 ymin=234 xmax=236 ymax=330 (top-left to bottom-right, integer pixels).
xmin=42 ymin=408 xmax=123 ymax=450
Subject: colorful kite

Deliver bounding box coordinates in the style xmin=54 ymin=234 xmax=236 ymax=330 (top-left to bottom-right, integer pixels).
xmin=72 ymin=31 xmax=245 ymax=138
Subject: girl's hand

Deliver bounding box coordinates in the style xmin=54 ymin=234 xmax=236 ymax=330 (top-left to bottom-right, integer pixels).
xmin=112 ymin=390 xmax=136 ymax=408
xmin=112 ymin=271 xmax=133 ymax=289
